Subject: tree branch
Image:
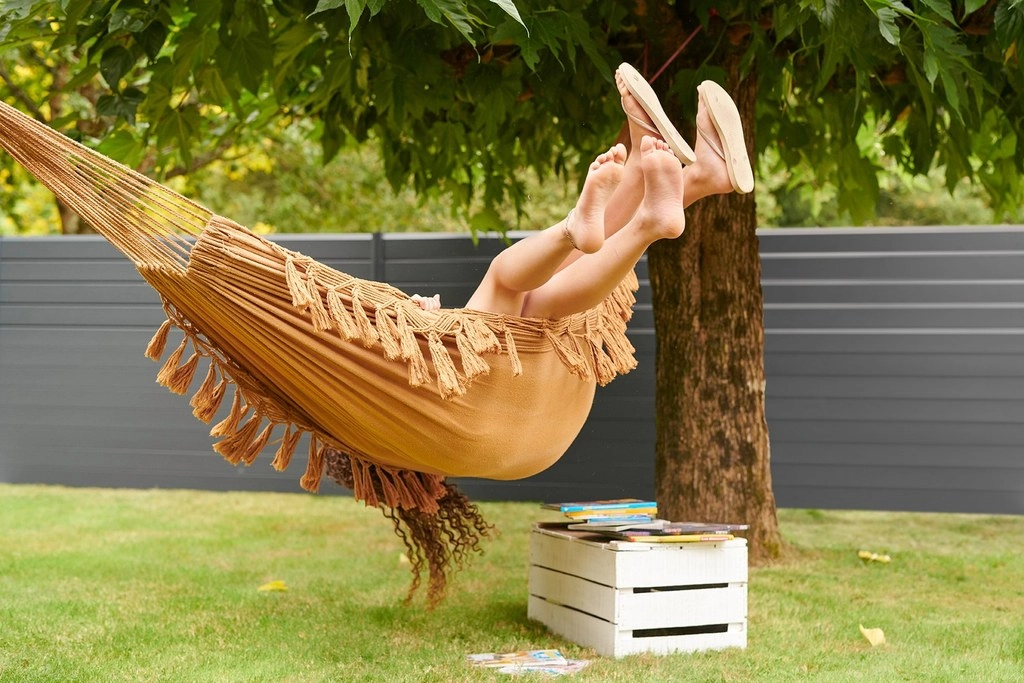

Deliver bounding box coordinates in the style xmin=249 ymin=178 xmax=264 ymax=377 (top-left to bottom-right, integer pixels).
xmin=0 ymin=63 xmax=45 ymax=121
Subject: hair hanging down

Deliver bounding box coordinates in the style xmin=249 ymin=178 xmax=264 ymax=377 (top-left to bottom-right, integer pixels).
xmin=323 ymin=448 xmax=494 ymax=608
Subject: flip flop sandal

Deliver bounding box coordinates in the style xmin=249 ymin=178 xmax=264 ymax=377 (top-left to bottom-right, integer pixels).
xmin=617 ymin=62 xmax=697 ymax=166
xmin=696 ymin=80 xmax=754 ymax=194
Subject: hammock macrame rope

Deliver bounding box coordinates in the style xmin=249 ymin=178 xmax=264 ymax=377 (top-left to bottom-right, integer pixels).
xmin=0 ymin=100 xmax=640 ymax=512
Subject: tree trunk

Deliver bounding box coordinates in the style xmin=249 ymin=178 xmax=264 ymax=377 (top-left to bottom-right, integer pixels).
xmin=648 ymin=62 xmax=782 ymax=563
xmin=58 ymin=199 xmax=87 ymax=234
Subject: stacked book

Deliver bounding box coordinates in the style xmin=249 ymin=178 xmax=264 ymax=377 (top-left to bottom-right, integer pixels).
xmin=542 ymin=498 xmax=658 ymax=523
xmin=542 ymin=498 xmax=747 ymax=543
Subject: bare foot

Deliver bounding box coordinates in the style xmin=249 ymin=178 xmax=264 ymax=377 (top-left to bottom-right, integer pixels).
xmin=567 ymin=143 xmax=627 ymax=253
xmin=411 ymin=293 xmax=441 ymax=311
xmin=679 ymin=93 xmax=738 ymax=205
xmin=636 ymin=136 xmax=685 ymax=240
xmin=615 ymin=68 xmax=660 ymax=156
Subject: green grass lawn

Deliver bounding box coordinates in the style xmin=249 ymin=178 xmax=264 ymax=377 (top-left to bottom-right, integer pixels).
xmin=1 ymin=484 xmax=1022 ymax=682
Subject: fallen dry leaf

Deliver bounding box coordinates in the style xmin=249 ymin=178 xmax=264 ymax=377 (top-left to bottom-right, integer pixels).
xmin=859 ymin=624 xmax=886 ymax=647
xmin=257 ymin=579 xmax=288 ymax=592
xmin=858 ymin=550 xmax=892 ymax=563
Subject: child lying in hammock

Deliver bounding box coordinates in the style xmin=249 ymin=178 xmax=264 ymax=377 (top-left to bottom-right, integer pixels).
xmin=414 ymin=63 xmax=752 ymax=319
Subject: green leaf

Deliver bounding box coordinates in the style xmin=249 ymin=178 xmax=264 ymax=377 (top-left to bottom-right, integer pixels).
xmin=963 ymin=0 xmax=987 ymax=15
xmin=993 ymin=0 xmax=1024 ymax=53
xmin=108 ymin=8 xmax=146 ymax=33
xmin=835 ymin=142 xmax=880 ymax=224
xmin=195 ymin=65 xmax=234 ymax=108
xmin=221 ymin=32 xmax=274 ymax=94
xmin=919 ymin=21 xmax=975 ymax=117
xmin=62 ymin=62 xmax=100 ymax=92
xmin=273 ymin=20 xmax=320 ymax=68
xmin=94 ymin=129 xmax=145 ymax=168
xmin=95 ymin=90 xmax=143 ymax=125
xmin=916 ymin=0 xmax=955 ymax=24
xmin=773 ymin=3 xmax=803 ymax=43
xmin=875 ymin=7 xmax=900 ymax=46
xmin=417 ymin=0 xmax=478 ymax=44
xmin=343 ymin=0 xmax=367 ymax=34
xmin=469 ymin=204 xmax=504 ymax=233
xmin=311 ymin=0 xmax=346 ymax=14
xmin=0 ymin=0 xmax=36 ymax=21
xmin=816 ymin=28 xmax=840 ymax=92
xmin=937 ymin=66 xmax=962 ymax=119
xmin=922 ymin=49 xmax=938 ymax=85
xmin=309 ymin=0 xmax=383 ymax=36
xmin=153 ymin=106 xmax=200 ymax=168
xmin=99 ymin=45 xmax=135 ymax=88
xmin=487 ymin=0 xmax=524 ymax=29
xmin=307 ymin=0 xmax=344 ymax=12
xmin=137 ymin=19 xmax=169 ymax=61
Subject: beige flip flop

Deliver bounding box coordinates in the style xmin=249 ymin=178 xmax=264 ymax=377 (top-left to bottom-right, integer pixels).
xmin=696 ymin=80 xmax=754 ymax=194
xmin=617 ymin=62 xmax=697 ymax=166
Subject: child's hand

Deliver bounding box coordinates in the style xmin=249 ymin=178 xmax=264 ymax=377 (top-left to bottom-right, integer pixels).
xmin=411 ymin=293 xmax=441 ymax=311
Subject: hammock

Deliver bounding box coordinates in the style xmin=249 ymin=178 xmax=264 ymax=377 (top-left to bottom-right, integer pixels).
xmin=0 ymin=100 xmax=640 ymax=513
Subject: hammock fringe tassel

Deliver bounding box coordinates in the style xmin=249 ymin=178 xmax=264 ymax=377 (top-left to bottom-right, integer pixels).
xmin=280 ymin=253 xmax=639 ymax=398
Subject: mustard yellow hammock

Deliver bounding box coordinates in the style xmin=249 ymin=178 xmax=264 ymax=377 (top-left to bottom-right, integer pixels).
xmin=0 ymin=100 xmax=639 ymax=601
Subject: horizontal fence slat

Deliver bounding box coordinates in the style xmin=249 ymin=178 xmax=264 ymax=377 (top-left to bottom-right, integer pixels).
xmin=766 ymin=352 xmax=1024 ymax=378
xmin=762 ymin=282 xmax=1024 ymax=304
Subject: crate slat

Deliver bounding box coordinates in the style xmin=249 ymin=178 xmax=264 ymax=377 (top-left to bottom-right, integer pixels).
xmin=528 ymin=596 xmax=748 ymax=657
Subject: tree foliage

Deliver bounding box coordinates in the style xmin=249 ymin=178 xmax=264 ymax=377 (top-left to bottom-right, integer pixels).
xmin=0 ymin=0 xmax=624 ymax=233
xmin=0 ymin=1 xmax=1021 ymax=230
xmin=752 ymin=0 xmax=1024 ymax=223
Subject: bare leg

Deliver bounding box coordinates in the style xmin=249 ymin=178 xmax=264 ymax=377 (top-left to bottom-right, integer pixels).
xmin=464 ymin=145 xmax=626 ymax=316
xmin=521 ymin=136 xmax=685 ymax=319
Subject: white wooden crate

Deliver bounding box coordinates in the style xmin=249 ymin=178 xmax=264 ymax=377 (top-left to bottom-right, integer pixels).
xmin=527 ymin=523 xmax=748 ymax=658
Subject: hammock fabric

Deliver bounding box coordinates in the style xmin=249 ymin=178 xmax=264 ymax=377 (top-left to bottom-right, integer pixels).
xmin=0 ymin=100 xmax=640 ymax=514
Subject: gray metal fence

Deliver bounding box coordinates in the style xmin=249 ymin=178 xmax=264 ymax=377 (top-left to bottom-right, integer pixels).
xmin=1 ymin=226 xmax=1022 ymax=514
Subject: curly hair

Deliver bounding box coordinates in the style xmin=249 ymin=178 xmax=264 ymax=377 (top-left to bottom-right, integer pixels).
xmin=323 ymin=447 xmax=495 ymax=608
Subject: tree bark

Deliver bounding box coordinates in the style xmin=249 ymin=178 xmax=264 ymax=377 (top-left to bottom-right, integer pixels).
xmin=58 ymin=199 xmax=87 ymax=235
xmin=648 ymin=56 xmax=782 ymax=563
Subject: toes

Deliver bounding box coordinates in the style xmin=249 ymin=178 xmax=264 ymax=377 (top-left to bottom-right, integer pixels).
xmin=639 ymin=135 xmax=673 ymax=157
xmin=611 ymin=143 xmax=628 ymax=164
xmin=595 ymin=144 xmax=628 ymax=168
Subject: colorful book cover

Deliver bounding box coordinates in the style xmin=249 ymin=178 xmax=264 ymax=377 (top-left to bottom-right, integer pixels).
xmin=620 ymin=522 xmax=747 ymax=536
xmin=573 ymin=514 xmax=659 ymax=524
xmin=541 ymin=498 xmax=657 ymax=513
xmin=563 ymin=507 xmax=658 ymax=519
xmin=625 ymin=534 xmax=734 ymax=543
xmin=496 ymin=659 xmax=591 ymax=676
xmin=568 ymin=518 xmax=669 ymax=532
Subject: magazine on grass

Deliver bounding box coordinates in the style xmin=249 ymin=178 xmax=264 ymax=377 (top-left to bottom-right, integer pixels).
xmin=466 ymin=649 xmax=567 ymax=668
